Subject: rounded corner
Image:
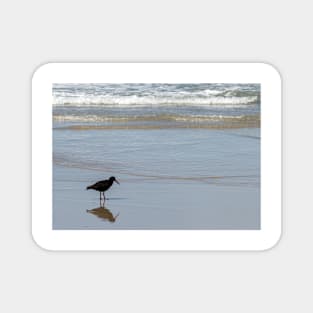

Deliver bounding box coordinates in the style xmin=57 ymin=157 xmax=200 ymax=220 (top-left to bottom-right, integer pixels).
xmin=260 ymin=229 xmax=282 ymax=252
xmin=31 ymin=230 xmax=54 ymax=252
xmin=259 ymin=62 xmax=282 ymax=84
xmin=32 ymin=62 xmax=55 ymax=83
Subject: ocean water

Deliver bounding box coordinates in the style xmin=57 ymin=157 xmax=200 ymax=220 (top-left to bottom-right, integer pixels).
xmin=53 ymin=83 xmax=260 ymax=129
xmin=53 ymin=84 xmax=260 ymax=229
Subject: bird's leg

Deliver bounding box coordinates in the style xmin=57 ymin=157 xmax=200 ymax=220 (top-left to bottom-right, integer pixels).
xmin=103 ymin=192 xmax=106 ymax=202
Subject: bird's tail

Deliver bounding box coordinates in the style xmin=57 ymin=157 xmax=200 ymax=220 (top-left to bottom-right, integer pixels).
xmin=86 ymin=185 xmax=92 ymax=190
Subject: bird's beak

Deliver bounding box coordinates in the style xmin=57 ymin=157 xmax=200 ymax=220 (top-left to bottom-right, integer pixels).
xmin=115 ymin=179 xmax=120 ymax=185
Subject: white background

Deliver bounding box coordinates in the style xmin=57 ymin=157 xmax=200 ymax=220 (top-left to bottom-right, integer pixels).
xmin=32 ymin=63 xmax=281 ymax=251
xmin=0 ymin=0 xmax=310 ymax=312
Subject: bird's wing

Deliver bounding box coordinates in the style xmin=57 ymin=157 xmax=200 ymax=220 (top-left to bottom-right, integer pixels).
xmin=94 ymin=180 xmax=108 ymax=187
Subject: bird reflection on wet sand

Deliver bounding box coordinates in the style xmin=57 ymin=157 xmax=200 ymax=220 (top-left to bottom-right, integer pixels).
xmin=87 ymin=206 xmax=120 ymax=223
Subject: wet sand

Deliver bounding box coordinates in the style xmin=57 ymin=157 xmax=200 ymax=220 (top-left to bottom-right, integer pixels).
xmin=53 ymin=165 xmax=260 ymax=230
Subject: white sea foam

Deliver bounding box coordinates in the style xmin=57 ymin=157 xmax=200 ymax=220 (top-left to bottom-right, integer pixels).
xmin=53 ymin=113 xmax=259 ymax=123
xmin=53 ymin=95 xmax=258 ymax=107
xmin=52 ymin=83 xmax=260 ymax=129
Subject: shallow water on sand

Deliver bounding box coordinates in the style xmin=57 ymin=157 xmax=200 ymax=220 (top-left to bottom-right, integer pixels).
xmin=53 ymin=128 xmax=260 ymax=229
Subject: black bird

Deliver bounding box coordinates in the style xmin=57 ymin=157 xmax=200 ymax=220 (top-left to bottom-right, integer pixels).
xmin=86 ymin=176 xmax=120 ymax=203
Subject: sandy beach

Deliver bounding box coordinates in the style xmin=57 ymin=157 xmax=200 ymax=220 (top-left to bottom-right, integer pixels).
xmin=53 ymin=165 xmax=260 ymax=230
xmin=53 ymin=127 xmax=260 ymax=230
xmin=53 ymin=83 xmax=260 ymax=230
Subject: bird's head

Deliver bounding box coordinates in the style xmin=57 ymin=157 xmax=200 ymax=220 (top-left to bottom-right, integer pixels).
xmin=110 ymin=176 xmax=120 ymax=184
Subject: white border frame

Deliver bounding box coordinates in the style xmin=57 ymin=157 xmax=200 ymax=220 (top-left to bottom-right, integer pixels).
xmin=32 ymin=63 xmax=281 ymax=251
